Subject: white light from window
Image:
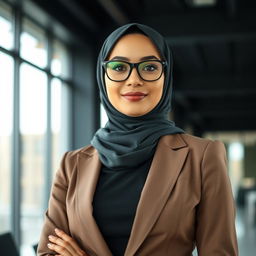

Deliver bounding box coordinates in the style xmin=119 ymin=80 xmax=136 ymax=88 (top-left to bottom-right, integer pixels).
xmin=188 ymin=0 xmax=217 ymax=6
xmin=228 ymin=142 xmax=244 ymax=161
xmin=0 ymin=2 xmax=13 ymax=50
xmin=100 ymin=104 xmax=108 ymax=128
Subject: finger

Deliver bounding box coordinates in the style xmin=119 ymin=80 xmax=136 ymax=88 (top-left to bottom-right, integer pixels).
xmin=54 ymin=228 xmax=86 ymax=256
xmin=47 ymin=242 xmax=72 ymax=256
xmin=49 ymin=235 xmax=77 ymax=256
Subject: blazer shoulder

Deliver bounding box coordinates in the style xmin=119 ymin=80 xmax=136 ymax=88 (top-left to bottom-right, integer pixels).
xmin=60 ymin=144 xmax=95 ymax=168
xmin=179 ymin=133 xmax=227 ymax=156
xmin=56 ymin=144 xmax=96 ymax=180
xmin=180 ymin=133 xmax=211 ymax=144
xmin=66 ymin=144 xmax=95 ymax=158
xmin=179 ymin=133 xmax=220 ymax=152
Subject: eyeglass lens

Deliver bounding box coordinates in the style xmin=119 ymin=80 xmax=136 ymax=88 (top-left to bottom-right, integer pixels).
xmin=105 ymin=61 xmax=163 ymax=81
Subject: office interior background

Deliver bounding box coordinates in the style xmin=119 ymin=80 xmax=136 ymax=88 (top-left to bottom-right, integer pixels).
xmin=0 ymin=0 xmax=256 ymax=255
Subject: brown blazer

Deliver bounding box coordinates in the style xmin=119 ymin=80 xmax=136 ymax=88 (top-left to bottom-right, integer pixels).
xmin=37 ymin=133 xmax=239 ymax=256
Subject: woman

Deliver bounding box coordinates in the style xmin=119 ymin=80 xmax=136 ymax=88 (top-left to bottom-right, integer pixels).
xmin=37 ymin=23 xmax=238 ymax=256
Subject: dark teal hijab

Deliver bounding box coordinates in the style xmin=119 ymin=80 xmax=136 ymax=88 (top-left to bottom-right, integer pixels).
xmin=90 ymin=23 xmax=185 ymax=169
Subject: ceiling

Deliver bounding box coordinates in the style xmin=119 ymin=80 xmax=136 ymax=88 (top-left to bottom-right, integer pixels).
xmin=31 ymin=0 xmax=256 ymax=135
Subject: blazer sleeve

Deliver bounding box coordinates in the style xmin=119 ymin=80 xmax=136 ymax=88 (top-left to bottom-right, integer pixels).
xmin=37 ymin=151 xmax=71 ymax=256
xmin=195 ymin=140 xmax=239 ymax=255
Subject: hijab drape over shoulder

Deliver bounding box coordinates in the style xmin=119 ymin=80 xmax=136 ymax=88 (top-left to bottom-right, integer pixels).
xmin=90 ymin=23 xmax=185 ymax=169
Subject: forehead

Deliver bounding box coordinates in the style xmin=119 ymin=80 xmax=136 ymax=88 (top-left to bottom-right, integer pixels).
xmin=107 ymin=33 xmax=161 ymax=60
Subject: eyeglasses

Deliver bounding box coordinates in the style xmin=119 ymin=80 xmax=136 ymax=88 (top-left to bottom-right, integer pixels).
xmin=102 ymin=60 xmax=167 ymax=82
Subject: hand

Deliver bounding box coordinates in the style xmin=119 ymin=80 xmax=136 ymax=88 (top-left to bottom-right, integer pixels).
xmin=47 ymin=228 xmax=88 ymax=256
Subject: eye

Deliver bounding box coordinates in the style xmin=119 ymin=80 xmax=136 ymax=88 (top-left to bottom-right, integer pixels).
xmin=143 ymin=64 xmax=158 ymax=72
xmin=107 ymin=62 xmax=127 ymax=72
xmin=140 ymin=61 xmax=160 ymax=72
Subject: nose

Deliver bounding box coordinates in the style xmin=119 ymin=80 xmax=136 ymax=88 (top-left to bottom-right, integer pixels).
xmin=126 ymin=67 xmax=143 ymax=86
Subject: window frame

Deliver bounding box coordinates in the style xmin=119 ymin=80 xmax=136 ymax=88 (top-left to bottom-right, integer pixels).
xmin=0 ymin=0 xmax=73 ymax=252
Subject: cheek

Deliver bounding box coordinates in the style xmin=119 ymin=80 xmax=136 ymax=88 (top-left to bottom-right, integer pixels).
xmin=105 ymin=78 xmax=121 ymax=104
xmin=150 ymin=79 xmax=164 ymax=102
xmin=106 ymin=86 xmax=120 ymax=100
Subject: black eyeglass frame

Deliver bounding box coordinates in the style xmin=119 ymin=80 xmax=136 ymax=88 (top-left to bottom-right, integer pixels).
xmin=102 ymin=59 xmax=167 ymax=82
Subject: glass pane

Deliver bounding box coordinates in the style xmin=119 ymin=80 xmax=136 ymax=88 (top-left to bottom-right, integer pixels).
xmin=20 ymin=18 xmax=47 ymax=68
xmin=0 ymin=1 xmax=14 ymax=50
xmin=51 ymin=78 xmax=71 ymax=176
xmin=20 ymin=63 xmax=47 ymax=254
xmin=0 ymin=52 xmax=14 ymax=233
xmin=51 ymin=40 xmax=70 ymax=78
xmin=100 ymin=103 xmax=108 ymax=127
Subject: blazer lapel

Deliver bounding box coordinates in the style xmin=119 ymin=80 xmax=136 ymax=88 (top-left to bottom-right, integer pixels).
xmin=77 ymin=149 xmax=112 ymax=256
xmin=76 ymin=134 xmax=189 ymax=256
xmin=124 ymin=134 xmax=189 ymax=256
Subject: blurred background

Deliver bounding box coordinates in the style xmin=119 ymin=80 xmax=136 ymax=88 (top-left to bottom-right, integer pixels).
xmin=0 ymin=0 xmax=255 ymax=255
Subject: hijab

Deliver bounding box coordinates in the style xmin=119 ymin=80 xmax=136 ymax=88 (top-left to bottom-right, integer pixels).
xmin=90 ymin=23 xmax=185 ymax=169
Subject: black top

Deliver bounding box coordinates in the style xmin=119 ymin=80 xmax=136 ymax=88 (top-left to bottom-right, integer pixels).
xmin=92 ymin=155 xmax=154 ymax=256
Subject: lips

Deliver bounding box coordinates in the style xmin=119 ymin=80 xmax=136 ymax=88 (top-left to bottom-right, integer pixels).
xmin=122 ymin=92 xmax=147 ymax=96
xmin=121 ymin=92 xmax=148 ymax=102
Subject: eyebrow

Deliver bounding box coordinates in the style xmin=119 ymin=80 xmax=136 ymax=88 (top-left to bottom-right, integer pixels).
xmin=110 ymin=55 xmax=160 ymax=61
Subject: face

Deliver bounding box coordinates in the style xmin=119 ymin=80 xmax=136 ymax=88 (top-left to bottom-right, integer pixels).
xmin=104 ymin=33 xmax=164 ymax=117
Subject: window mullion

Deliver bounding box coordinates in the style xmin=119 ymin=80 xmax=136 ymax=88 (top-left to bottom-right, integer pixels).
xmin=11 ymin=2 xmax=22 ymax=248
xmin=44 ymin=31 xmax=53 ymax=210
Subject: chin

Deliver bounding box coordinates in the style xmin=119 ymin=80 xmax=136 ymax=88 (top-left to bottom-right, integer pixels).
xmin=116 ymin=105 xmax=151 ymax=117
xmin=123 ymin=110 xmax=148 ymax=117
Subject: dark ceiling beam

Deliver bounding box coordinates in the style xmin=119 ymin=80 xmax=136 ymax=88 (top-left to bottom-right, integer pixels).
xmin=225 ymin=0 xmax=237 ymax=18
xmin=174 ymin=92 xmax=190 ymax=109
xmin=30 ymin=0 xmax=98 ymax=43
xmin=203 ymin=119 xmax=256 ymax=132
xmin=115 ymin=0 xmax=142 ymax=19
xmin=97 ymin=0 xmax=129 ymax=25
xmin=177 ymin=74 xmax=256 ymax=91
xmin=192 ymin=99 xmax=256 ymax=113
xmin=174 ymin=0 xmax=188 ymax=10
xmin=228 ymin=41 xmax=236 ymax=74
xmin=174 ymin=92 xmax=204 ymax=128
xmin=173 ymin=90 xmax=256 ymax=132
xmin=199 ymin=110 xmax=256 ymax=117
xmin=189 ymin=112 xmax=204 ymax=127
xmin=194 ymin=44 xmax=208 ymax=71
xmin=141 ymin=11 xmax=256 ymax=45
xmin=166 ymin=32 xmax=256 ymax=45
xmin=58 ymin=0 xmax=99 ymax=31
xmin=176 ymin=88 xmax=256 ymax=98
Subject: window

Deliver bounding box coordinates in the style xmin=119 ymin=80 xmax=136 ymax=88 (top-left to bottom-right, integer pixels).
xmin=51 ymin=40 xmax=70 ymax=79
xmin=0 ymin=2 xmax=72 ymax=256
xmin=0 ymin=52 xmax=14 ymax=234
xmin=0 ymin=1 xmax=13 ymax=50
xmin=20 ymin=63 xmax=47 ymax=250
xmin=20 ymin=18 xmax=47 ymax=68
xmin=100 ymin=103 xmax=108 ymax=127
xmin=51 ymin=78 xmax=71 ymax=176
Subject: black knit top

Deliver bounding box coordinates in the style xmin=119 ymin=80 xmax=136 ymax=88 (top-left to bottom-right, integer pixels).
xmin=92 ymin=155 xmax=154 ymax=256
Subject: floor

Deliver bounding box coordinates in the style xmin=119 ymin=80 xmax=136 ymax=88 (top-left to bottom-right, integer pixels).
xmin=235 ymin=205 xmax=256 ymax=256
